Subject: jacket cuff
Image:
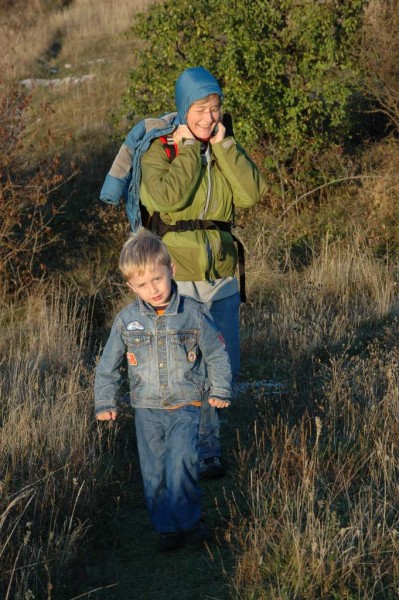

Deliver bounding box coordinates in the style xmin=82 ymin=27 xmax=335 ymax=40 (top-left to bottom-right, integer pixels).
xmin=212 ymin=137 xmax=235 ymax=152
xmin=100 ymin=173 xmax=127 ymax=205
xmin=95 ymin=400 xmax=118 ymax=415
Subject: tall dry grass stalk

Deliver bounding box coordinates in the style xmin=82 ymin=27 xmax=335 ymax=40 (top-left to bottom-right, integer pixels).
xmin=0 ymin=280 xmax=113 ymax=598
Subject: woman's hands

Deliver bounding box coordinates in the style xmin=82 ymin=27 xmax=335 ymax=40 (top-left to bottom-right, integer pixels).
xmin=209 ymin=120 xmax=226 ymax=145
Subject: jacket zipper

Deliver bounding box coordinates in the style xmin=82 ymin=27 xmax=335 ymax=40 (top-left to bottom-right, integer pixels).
xmin=203 ymin=153 xmax=213 ymax=279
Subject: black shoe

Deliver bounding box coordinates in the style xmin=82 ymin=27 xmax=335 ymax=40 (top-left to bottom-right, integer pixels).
xmin=185 ymin=519 xmax=212 ymax=545
xmin=198 ymin=456 xmax=225 ymax=480
xmin=159 ymin=531 xmax=185 ymax=551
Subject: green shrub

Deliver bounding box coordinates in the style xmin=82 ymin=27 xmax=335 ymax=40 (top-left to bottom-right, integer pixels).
xmin=123 ymin=0 xmax=367 ymax=156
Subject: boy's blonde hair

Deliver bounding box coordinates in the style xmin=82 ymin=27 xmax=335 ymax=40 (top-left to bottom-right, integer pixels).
xmin=119 ymin=228 xmax=172 ymax=279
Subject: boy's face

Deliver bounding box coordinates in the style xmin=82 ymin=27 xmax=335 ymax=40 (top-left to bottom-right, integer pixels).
xmin=127 ymin=262 xmax=175 ymax=307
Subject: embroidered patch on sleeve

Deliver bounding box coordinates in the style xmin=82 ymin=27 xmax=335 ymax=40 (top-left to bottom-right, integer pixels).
xmin=127 ymin=321 xmax=144 ymax=331
xmin=218 ymin=334 xmax=225 ymax=346
xmin=127 ymin=352 xmax=138 ymax=366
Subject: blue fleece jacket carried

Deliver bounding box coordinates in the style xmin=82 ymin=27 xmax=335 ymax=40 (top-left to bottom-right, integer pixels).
xmin=99 ymin=112 xmax=179 ymax=230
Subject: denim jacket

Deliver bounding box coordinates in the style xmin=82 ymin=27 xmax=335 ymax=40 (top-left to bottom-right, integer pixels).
xmin=94 ymin=283 xmax=232 ymax=414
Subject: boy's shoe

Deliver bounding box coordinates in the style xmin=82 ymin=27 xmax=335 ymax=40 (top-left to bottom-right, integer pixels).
xmin=159 ymin=531 xmax=185 ymax=551
xmin=184 ymin=519 xmax=212 ymax=545
xmin=198 ymin=456 xmax=225 ymax=480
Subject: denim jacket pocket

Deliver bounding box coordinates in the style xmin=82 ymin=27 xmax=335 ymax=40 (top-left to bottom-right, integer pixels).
xmin=169 ymin=332 xmax=198 ymax=363
xmin=122 ymin=332 xmax=152 ymax=365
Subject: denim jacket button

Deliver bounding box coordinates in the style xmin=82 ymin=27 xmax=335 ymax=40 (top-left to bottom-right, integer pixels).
xmin=159 ymin=362 xmax=165 ymax=368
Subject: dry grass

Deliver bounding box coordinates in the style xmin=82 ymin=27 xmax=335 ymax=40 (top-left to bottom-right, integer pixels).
xmin=228 ymin=346 xmax=399 ymax=598
xmin=3 ymin=227 xmax=399 ymax=597
xmin=0 ymin=280 xmax=116 ymax=598
xmin=1 ymin=0 xmax=157 ymax=169
xmin=241 ymin=220 xmax=398 ymax=379
xmin=227 ymin=228 xmax=399 ymax=599
xmin=1 ymin=0 xmax=155 ymax=81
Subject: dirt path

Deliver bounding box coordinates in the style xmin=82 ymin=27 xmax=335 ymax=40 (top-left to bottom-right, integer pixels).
xmin=77 ymin=406 xmax=246 ymax=600
xmin=91 ymin=480 xmax=234 ymax=600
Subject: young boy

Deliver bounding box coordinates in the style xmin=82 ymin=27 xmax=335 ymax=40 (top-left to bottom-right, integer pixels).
xmin=94 ymin=228 xmax=232 ymax=551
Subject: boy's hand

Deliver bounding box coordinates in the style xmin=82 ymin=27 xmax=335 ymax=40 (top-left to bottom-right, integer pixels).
xmin=208 ymin=398 xmax=230 ymax=408
xmin=96 ymin=410 xmax=117 ymax=421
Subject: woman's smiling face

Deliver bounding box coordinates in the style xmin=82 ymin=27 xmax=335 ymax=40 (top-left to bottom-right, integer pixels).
xmin=186 ymin=94 xmax=221 ymax=141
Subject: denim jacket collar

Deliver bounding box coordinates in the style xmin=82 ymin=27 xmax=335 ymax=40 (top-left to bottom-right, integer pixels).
xmin=138 ymin=281 xmax=180 ymax=317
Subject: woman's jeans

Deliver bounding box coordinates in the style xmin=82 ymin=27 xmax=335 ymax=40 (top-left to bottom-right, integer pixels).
xmin=135 ymin=405 xmax=202 ymax=533
xmin=199 ymin=292 xmax=241 ymax=460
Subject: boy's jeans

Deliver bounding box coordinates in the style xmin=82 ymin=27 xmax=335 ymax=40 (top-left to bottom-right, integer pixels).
xmin=135 ymin=405 xmax=202 ymax=533
xmin=198 ymin=292 xmax=241 ymax=460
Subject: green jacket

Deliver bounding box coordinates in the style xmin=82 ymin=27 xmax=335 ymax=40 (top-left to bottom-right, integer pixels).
xmin=140 ymin=136 xmax=266 ymax=282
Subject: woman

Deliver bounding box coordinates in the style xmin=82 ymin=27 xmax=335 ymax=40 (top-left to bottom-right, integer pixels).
xmin=140 ymin=66 xmax=266 ymax=479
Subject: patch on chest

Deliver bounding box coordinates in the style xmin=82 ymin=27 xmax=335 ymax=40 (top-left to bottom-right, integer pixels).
xmin=127 ymin=352 xmax=138 ymax=366
xmin=127 ymin=320 xmax=144 ymax=331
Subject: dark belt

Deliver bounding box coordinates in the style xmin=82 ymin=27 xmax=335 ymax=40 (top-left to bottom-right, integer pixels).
xmin=149 ymin=213 xmax=246 ymax=303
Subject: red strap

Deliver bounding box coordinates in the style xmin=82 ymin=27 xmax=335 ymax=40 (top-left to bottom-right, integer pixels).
xmin=159 ymin=135 xmax=178 ymax=162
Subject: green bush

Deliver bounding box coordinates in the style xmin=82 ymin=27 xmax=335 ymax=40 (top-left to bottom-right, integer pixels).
xmin=123 ymin=0 xmax=367 ymax=157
